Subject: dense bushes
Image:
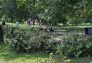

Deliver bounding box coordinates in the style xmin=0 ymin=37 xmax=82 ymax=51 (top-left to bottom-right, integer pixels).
xmin=56 ymin=34 xmax=92 ymax=58
xmin=5 ymin=25 xmax=92 ymax=58
xmin=3 ymin=25 xmax=12 ymax=39
xmin=6 ymin=27 xmax=58 ymax=53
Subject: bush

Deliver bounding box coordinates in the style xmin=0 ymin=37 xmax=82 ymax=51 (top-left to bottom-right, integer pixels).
xmin=9 ymin=27 xmax=58 ymax=53
xmin=3 ymin=25 xmax=13 ymax=39
xmin=56 ymin=34 xmax=92 ymax=58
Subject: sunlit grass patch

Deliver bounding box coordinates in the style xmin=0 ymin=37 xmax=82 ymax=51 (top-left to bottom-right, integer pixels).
xmin=0 ymin=43 xmax=49 ymax=63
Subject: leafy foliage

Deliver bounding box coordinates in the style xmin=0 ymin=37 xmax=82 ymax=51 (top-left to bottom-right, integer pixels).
xmin=56 ymin=34 xmax=92 ymax=58
xmin=6 ymin=27 xmax=58 ymax=53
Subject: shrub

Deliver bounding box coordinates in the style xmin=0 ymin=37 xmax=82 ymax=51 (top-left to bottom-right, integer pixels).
xmin=3 ymin=25 xmax=13 ymax=39
xmin=9 ymin=27 xmax=58 ymax=53
xmin=56 ymin=34 xmax=92 ymax=58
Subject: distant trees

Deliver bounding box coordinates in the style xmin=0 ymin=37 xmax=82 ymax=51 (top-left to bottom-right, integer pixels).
xmin=0 ymin=0 xmax=92 ymax=25
xmin=42 ymin=0 xmax=92 ymax=25
xmin=0 ymin=0 xmax=30 ymax=22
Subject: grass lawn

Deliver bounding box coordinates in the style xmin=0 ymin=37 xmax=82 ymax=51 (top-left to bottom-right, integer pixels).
xmin=0 ymin=53 xmax=49 ymax=63
xmin=5 ymin=22 xmax=46 ymax=29
xmin=4 ymin=22 xmax=92 ymax=29
xmin=0 ymin=43 xmax=49 ymax=63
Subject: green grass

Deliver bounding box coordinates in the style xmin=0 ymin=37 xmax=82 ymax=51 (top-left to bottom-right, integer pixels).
xmin=0 ymin=43 xmax=49 ymax=63
xmin=0 ymin=53 xmax=49 ymax=63
xmin=5 ymin=22 xmax=46 ymax=29
xmin=4 ymin=22 xmax=92 ymax=30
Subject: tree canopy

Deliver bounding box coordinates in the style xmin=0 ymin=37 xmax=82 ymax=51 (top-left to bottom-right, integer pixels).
xmin=0 ymin=0 xmax=92 ymax=25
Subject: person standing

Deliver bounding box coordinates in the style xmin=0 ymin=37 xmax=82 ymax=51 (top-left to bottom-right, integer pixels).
xmin=29 ymin=18 xmax=32 ymax=26
xmin=27 ymin=18 xmax=30 ymax=26
xmin=16 ymin=21 xmax=19 ymax=27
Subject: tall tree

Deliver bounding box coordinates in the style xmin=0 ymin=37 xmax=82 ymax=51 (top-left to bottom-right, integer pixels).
xmin=1 ymin=0 xmax=30 ymax=22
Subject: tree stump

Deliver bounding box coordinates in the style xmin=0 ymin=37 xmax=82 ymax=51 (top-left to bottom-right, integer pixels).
xmin=0 ymin=25 xmax=4 ymax=43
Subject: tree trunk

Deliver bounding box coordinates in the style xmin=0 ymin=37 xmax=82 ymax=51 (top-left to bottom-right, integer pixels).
xmin=0 ymin=25 xmax=4 ymax=43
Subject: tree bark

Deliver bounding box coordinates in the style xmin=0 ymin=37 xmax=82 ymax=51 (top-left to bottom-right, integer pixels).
xmin=0 ymin=25 xmax=4 ymax=43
